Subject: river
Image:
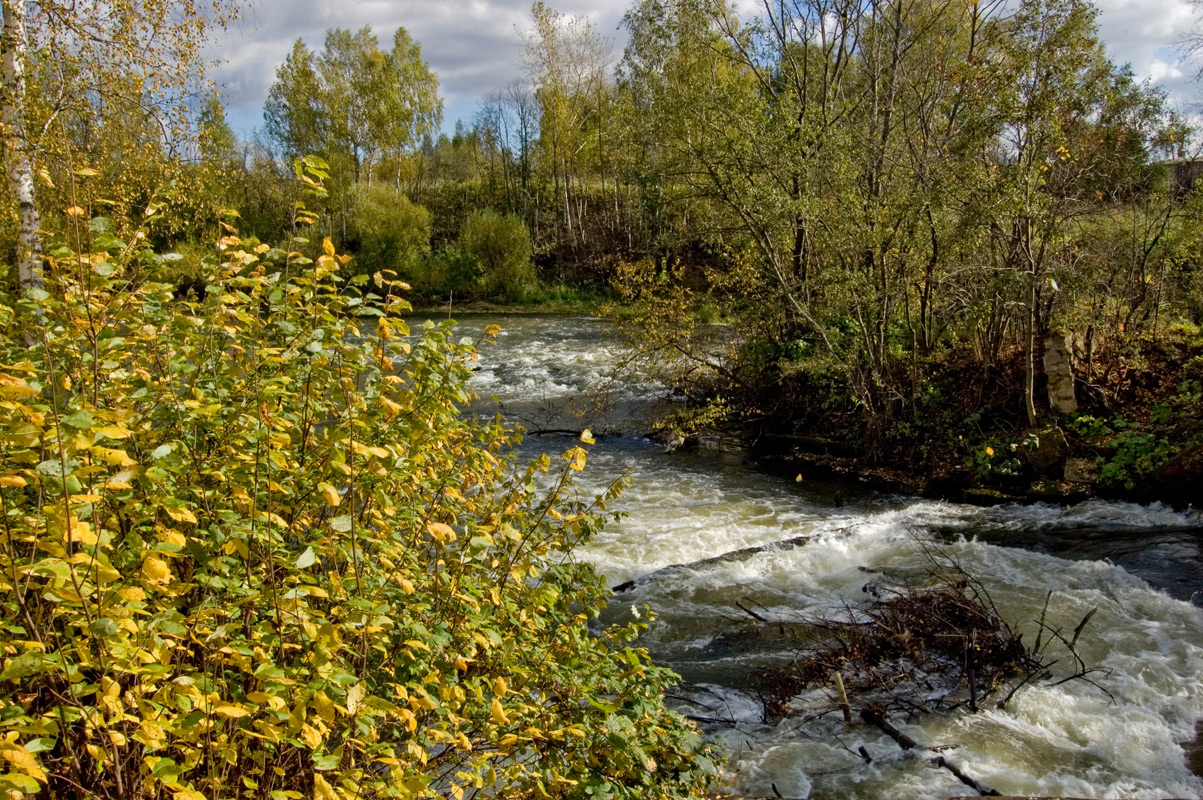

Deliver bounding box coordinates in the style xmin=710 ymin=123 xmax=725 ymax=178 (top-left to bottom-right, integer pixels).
xmin=425 ymin=312 xmax=1203 ymax=800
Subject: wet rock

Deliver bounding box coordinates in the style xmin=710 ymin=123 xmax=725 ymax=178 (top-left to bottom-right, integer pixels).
xmin=963 ymin=487 xmax=1022 ymax=506
xmin=664 ymin=434 xmax=700 ymax=454
xmin=1028 ymin=480 xmax=1090 ymax=504
xmin=1153 ymin=442 xmax=1203 ymax=497
xmin=1020 ymin=427 xmax=1070 ymax=476
xmin=1063 ymin=457 xmax=1099 ymax=485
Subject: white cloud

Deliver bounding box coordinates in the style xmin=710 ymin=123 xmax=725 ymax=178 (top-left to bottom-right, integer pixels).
xmin=207 ymin=0 xmax=631 ymax=135
xmin=1149 ymin=58 xmax=1185 ymax=84
xmin=1095 ymin=0 xmax=1198 ymax=106
xmin=208 ymin=0 xmax=1203 ymax=136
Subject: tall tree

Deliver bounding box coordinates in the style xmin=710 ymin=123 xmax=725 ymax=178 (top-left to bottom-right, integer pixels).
xmin=264 ymin=26 xmax=441 ymax=186
xmin=522 ymin=1 xmax=612 ymax=241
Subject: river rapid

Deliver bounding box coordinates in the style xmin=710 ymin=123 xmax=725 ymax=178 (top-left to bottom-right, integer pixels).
xmin=426 ymin=312 xmax=1203 ymax=800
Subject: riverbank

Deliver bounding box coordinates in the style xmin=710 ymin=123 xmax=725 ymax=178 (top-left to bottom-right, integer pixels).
xmin=728 ymin=330 xmax=1203 ymax=510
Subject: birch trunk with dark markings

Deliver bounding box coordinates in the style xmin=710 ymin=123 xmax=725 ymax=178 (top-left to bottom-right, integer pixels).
xmin=1 ymin=0 xmax=42 ymax=292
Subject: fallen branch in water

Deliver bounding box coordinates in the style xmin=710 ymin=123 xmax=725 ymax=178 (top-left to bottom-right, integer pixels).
xmin=861 ymin=710 xmax=1000 ymax=796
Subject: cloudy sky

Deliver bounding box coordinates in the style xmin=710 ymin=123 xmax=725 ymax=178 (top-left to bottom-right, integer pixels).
xmin=209 ymin=0 xmax=1203 ymax=138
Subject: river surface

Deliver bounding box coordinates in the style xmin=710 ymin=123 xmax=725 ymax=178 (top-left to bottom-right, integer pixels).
xmin=423 ymin=312 xmax=1203 ymax=800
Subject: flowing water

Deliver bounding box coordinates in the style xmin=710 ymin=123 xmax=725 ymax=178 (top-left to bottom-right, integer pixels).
xmin=425 ymin=312 xmax=1203 ymax=800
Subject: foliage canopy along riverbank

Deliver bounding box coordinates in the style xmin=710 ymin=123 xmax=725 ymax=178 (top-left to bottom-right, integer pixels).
xmin=0 ymin=158 xmax=717 ymax=798
xmin=2 ymin=0 xmax=1203 ymax=792
xmin=10 ymin=0 xmax=1203 ymax=504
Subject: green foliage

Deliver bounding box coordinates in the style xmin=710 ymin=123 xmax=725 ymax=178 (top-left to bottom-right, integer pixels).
xmin=966 ymin=441 xmax=1023 ymax=480
xmin=1098 ymin=432 xmax=1174 ymax=488
xmin=0 ymin=163 xmax=716 ymax=799
xmin=347 ymin=184 xmax=433 ymax=280
xmin=264 ymin=27 xmax=442 ymax=183
xmin=458 ymin=210 xmax=536 ymax=301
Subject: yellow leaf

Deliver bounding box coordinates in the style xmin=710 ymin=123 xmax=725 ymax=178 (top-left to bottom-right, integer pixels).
xmin=117 ymin=586 xmax=145 ymax=602
xmin=497 ymin=733 xmax=519 ymax=748
xmin=493 ymin=676 xmax=507 ymax=697
xmin=579 ymin=429 xmax=595 ymax=445
xmin=247 ymin=692 xmax=287 ymax=712
xmin=351 ymin=442 xmax=390 ymax=459
xmin=314 ymin=773 xmax=337 ymax=800
xmin=299 ymin=723 xmax=323 ymax=749
xmin=162 ymin=505 xmax=197 ymax=525
xmin=343 ymin=683 xmax=366 ymax=716
xmin=104 ymin=469 xmax=137 ymax=490
xmin=142 ymin=555 xmax=171 ymax=584
xmin=314 ymin=691 xmax=336 ymax=723
xmin=426 ymin=522 xmax=456 ymax=543
xmin=65 ymin=205 xmax=86 ymax=217
xmin=318 ymin=482 xmax=341 ymax=507
xmin=96 ymin=425 xmax=132 ymax=440
xmin=563 ymin=447 xmax=587 ymax=472
xmin=0 ymin=475 xmax=26 ymax=488
xmin=212 ymin=703 xmax=250 ymax=719
xmin=380 ymin=396 xmax=403 ymax=418
xmin=398 ymin=578 xmax=415 ymax=595
xmin=222 ymin=538 xmax=249 ymax=559
xmin=0 ymin=741 xmax=45 ymax=781
xmin=490 ymin=698 xmax=509 ymax=726
xmin=92 ymin=446 xmax=136 ymax=467
xmin=158 ymin=530 xmax=187 ymax=549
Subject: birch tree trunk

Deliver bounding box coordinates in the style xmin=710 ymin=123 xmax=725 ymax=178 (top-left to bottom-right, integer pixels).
xmin=1 ymin=0 xmax=42 ymax=291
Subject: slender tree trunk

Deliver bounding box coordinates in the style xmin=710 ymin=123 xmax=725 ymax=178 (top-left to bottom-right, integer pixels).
xmin=2 ymin=0 xmax=42 ymax=291
xmin=1024 ymin=273 xmax=1038 ymax=427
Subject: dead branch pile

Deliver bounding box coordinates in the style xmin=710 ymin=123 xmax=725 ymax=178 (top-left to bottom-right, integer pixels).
xmin=753 ymin=578 xmax=1041 ymax=721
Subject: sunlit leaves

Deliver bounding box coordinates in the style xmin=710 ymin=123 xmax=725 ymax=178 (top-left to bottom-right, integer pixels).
xmin=0 ymin=170 xmax=716 ymax=800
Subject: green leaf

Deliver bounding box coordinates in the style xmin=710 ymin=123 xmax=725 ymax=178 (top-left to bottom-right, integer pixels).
xmin=61 ymin=410 xmax=96 ymax=429
xmin=0 ymin=651 xmax=50 ymax=682
xmin=295 ymin=547 xmax=316 ymax=569
xmin=312 ymin=753 xmax=340 ymax=771
xmin=330 ymin=516 xmax=352 ymax=532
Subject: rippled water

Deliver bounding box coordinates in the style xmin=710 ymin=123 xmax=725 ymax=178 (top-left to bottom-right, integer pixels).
xmin=426 ymin=313 xmax=1203 ymax=800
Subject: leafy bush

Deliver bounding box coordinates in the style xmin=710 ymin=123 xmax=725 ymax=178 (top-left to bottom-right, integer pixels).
xmin=0 ymin=163 xmax=716 ymax=799
xmin=347 ymin=182 xmax=432 ymax=281
xmin=414 ymin=245 xmax=482 ymax=300
xmin=458 ymin=210 xmax=535 ymax=301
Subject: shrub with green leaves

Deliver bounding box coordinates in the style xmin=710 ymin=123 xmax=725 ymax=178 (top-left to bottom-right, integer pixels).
xmin=347 ymin=182 xmax=433 ymax=281
xmin=458 ymin=211 xmax=535 ymax=302
xmin=0 ymin=161 xmax=716 ymax=799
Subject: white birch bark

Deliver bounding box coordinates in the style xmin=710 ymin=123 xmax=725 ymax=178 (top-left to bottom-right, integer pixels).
xmin=1 ymin=0 xmax=43 ymax=292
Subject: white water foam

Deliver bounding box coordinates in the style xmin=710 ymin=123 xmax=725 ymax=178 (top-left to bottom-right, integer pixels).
xmin=612 ymin=516 xmax=1203 ymax=799
xmin=428 ymin=314 xmax=1203 ymax=799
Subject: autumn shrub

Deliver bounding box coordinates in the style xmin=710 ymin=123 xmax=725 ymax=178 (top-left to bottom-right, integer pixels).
xmin=0 ymin=161 xmax=716 ymax=800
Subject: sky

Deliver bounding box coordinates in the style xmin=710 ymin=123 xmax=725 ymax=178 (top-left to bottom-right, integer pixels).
xmin=208 ymin=0 xmax=1203 ymax=140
